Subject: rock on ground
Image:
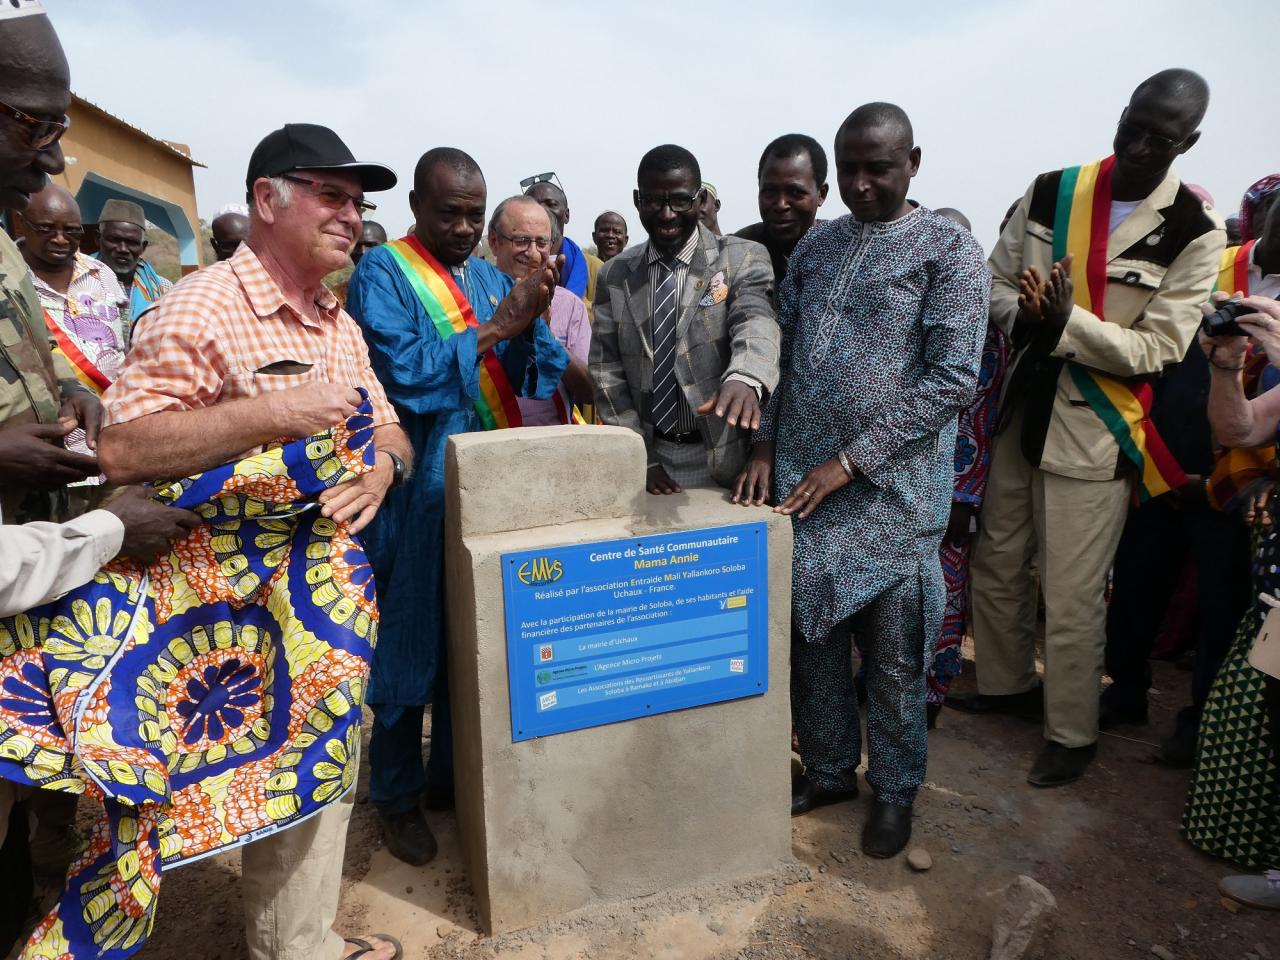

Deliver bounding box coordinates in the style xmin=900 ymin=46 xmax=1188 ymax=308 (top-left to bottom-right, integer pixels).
xmin=988 ymin=875 xmax=1057 ymax=960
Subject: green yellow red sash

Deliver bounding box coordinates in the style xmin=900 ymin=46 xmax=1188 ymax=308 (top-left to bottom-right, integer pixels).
xmin=1206 ymin=241 xmax=1277 ymax=508
xmin=1053 ymin=156 xmax=1187 ymax=501
xmin=383 ymin=235 xmax=522 ymax=430
xmin=1216 ymin=240 xmax=1253 ymax=297
xmin=552 ymin=389 xmax=587 ymax=425
xmin=42 ymin=308 xmax=112 ymax=395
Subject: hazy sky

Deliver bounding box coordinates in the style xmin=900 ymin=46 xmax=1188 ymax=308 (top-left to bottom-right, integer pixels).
xmin=52 ymin=0 xmax=1280 ymax=252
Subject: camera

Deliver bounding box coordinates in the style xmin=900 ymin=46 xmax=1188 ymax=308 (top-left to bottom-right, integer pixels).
xmin=1201 ymin=299 xmax=1251 ymax=338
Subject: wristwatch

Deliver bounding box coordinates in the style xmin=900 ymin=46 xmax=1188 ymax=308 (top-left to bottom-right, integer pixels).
xmin=383 ymin=450 xmax=406 ymax=488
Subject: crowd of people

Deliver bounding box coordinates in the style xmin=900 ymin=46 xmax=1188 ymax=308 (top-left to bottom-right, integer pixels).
xmin=0 ymin=4 xmax=1277 ymax=960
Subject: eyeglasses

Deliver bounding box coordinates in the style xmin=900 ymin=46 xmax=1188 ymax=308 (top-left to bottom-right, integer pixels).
xmin=17 ymin=212 xmax=83 ymax=240
xmin=493 ymin=228 xmax=551 ymax=251
xmin=636 ymin=191 xmax=702 ymax=214
xmin=280 ymin=174 xmax=376 ymax=213
xmin=519 ymin=171 xmax=563 ymax=191
xmin=0 ymin=99 xmax=70 ymax=151
xmin=1115 ymin=118 xmax=1189 ymax=153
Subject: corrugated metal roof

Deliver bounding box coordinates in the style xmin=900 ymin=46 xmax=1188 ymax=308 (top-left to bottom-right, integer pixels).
xmin=69 ymin=93 xmax=207 ymax=169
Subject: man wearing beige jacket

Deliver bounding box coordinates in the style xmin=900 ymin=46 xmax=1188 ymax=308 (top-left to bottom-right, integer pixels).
xmin=953 ymin=68 xmax=1226 ymax=787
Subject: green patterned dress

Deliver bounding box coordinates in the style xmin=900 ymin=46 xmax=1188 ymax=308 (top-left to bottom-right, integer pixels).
xmin=1183 ymin=525 xmax=1279 ymax=868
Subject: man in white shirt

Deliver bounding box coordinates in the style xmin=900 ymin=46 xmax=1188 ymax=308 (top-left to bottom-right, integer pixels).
xmin=0 ymin=487 xmax=198 ymax=617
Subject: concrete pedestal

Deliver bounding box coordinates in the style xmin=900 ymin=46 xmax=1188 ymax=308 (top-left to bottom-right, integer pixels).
xmin=444 ymin=425 xmax=794 ymax=933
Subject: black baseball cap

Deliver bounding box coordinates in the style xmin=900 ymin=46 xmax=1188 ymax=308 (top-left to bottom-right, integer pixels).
xmin=245 ymin=123 xmax=397 ymax=199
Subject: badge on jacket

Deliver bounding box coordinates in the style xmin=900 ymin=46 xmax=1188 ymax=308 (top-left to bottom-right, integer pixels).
xmin=699 ymin=271 xmax=729 ymax=307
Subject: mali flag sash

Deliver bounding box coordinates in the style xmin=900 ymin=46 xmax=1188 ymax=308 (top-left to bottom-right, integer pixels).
xmin=384 ymin=235 xmax=523 ymax=430
xmin=1206 ymin=241 xmax=1278 ymax=509
xmin=1053 ymin=156 xmax=1187 ymax=501
xmin=1215 ymin=240 xmax=1253 ymax=297
xmin=43 ymin=308 xmax=112 ymax=395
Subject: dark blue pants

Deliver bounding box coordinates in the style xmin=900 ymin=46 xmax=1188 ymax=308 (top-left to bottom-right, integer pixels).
xmin=792 ymin=569 xmax=938 ymax=806
xmin=368 ymin=665 xmax=453 ymax=815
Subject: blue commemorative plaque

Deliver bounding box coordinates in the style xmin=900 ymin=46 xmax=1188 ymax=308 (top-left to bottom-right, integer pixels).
xmin=502 ymin=522 xmax=769 ymax=741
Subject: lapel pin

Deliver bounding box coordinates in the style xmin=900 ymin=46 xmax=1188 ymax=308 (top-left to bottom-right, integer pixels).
xmin=699 ymin=271 xmax=729 ymax=307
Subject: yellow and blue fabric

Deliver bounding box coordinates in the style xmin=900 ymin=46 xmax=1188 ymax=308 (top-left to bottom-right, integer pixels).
xmin=126 ymin=260 xmax=171 ymax=321
xmin=0 ymin=393 xmax=379 ymax=959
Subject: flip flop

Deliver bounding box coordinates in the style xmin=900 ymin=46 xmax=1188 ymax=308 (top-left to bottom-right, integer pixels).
xmin=343 ymin=934 xmax=404 ymax=959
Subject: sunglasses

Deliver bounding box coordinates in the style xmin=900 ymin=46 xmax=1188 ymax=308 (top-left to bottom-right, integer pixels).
xmin=1115 ymin=117 xmax=1190 ymax=154
xmin=281 ymin=174 xmax=376 ymax=214
xmin=519 ymin=171 xmax=563 ymax=191
xmin=0 ymin=98 xmax=70 ymax=151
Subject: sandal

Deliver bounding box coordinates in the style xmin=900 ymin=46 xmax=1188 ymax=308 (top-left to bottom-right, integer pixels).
xmin=343 ymin=933 xmax=404 ymax=959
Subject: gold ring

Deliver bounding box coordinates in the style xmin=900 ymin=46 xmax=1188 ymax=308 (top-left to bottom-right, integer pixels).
xmin=800 ymin=491 xmax=812 ymax=498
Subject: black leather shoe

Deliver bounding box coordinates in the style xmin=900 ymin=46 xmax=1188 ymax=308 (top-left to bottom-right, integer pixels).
xmin=379 ymin=807 xmax=438 ymax=865
xmin=945 ymin=683 xmax=1044 ymax=720
xmin=861 ymin=800 xmax=912 ymax=858
xmin=1027 ymin=741 xmax=1096 ymax=788
xmin=791 ymin=773 xmax=858 ymax=816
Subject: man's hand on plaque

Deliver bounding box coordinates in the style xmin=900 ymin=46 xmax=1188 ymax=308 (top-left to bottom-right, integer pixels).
xmin=774 ymin=456 xmax=850 ymax=519
xmin=732 ymin=441 xmax=774 ymax=507
xmin=646 ymin=463 xmax=682 ymax=495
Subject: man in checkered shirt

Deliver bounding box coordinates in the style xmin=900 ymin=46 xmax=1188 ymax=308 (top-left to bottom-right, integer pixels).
xmin=98 ymin=124 xmax=417 ymax=960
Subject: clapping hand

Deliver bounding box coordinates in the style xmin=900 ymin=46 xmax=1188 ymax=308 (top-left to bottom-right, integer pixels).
xmin=1016 ymin=255 xmax=1073 ymax=329
xmin=1017 ymin=266 xmax=1047 ymax=323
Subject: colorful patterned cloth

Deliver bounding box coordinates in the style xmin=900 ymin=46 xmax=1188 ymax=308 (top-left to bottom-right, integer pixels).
xmin=930 ymin=323 xmax=1009 ymax=704
xmin=29 ymin=253 xmax=128 ymax=395
xmin=0 ymin=394 xmax=378 ymax=959
xmin=124 ymin=260 xmax=171 ymax=333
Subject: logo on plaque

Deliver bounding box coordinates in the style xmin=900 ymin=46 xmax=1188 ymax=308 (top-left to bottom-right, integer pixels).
xmin=518 ymin=557 xmax=564 ymax=585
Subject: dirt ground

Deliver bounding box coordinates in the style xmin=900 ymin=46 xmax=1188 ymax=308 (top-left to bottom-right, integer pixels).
xmin=25 ymin=645 xmax=1280 ymax=960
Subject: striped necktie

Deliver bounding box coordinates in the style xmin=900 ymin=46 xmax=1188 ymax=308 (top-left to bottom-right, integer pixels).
xmin=651 ymin=257 xmax=681 ymax=435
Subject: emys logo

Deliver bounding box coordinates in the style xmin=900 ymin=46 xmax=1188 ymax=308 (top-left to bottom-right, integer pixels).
xmin=518 ymin=556 xmax=564 ymax=585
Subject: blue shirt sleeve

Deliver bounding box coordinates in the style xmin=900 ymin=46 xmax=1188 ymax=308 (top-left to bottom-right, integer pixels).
xmin=515 ymin=317 xmax=571 ymax=400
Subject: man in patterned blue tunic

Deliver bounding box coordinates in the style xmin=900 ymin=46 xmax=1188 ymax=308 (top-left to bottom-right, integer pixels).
xmin=735 ymin=103 xmax=990 ymax=858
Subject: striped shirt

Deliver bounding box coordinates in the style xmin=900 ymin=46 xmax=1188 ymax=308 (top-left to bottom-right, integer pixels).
xmin=646 ymin=231 xmax=700 ymax=434
xmin=103 ymin=243 xmax=397 ymax=435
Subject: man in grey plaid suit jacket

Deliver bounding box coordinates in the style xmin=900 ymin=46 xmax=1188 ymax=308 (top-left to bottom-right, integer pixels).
xmin=590 ymin=144 xmax=781 ymax=494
